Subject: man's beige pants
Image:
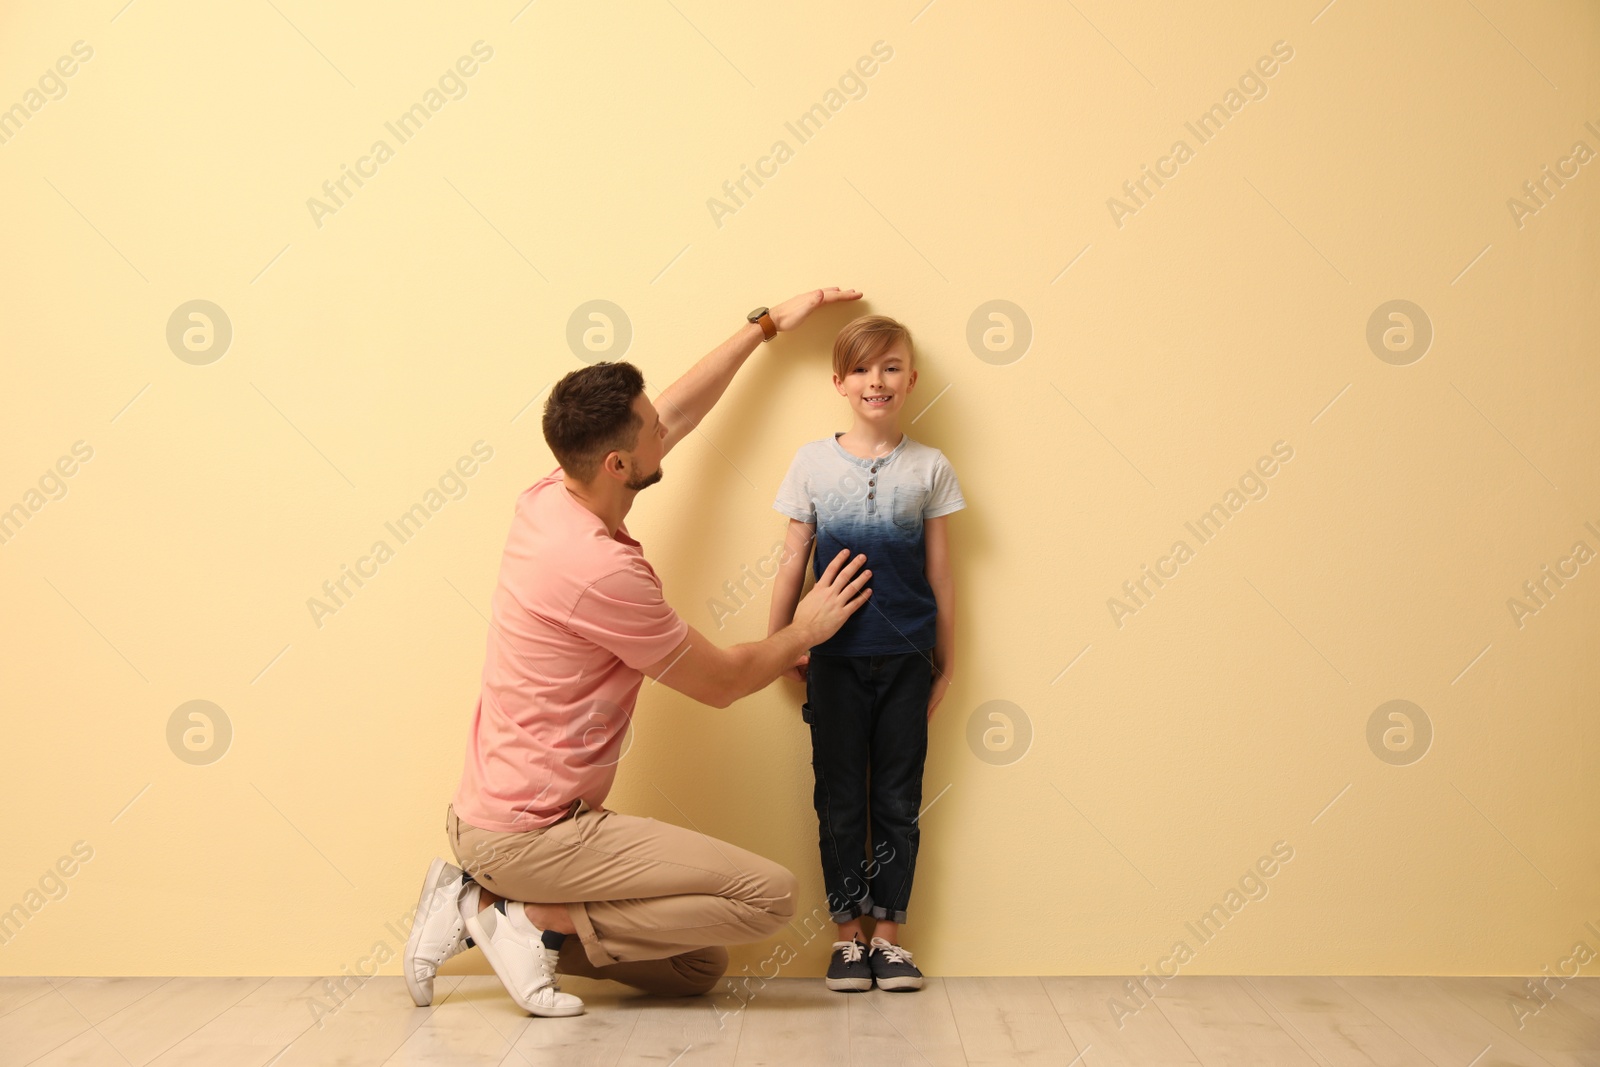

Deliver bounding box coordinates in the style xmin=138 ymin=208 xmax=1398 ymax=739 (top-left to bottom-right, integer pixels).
xmin=446 ymin=802 xmax=798 ymax=997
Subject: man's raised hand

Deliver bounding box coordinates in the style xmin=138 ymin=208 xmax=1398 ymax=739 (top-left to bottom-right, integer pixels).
xmin=791 ymin=549 xmax=871 ymax=646
xmin=768 ymin=288 xmax=864 ymax=334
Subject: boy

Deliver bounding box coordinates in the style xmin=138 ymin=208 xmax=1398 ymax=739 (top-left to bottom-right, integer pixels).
xmin=768 ymin=314 xmax=965 ymax=992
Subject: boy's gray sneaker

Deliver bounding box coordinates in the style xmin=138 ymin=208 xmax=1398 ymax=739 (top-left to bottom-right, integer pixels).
xmin=825 ymin=938 xmax=873 ymax=992
xmin=868 ymin=936 xmax=924 ymax=991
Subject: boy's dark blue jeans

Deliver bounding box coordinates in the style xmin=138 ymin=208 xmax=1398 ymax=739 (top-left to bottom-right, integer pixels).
xmin=802 ymin=648 xmax=934 ymax=924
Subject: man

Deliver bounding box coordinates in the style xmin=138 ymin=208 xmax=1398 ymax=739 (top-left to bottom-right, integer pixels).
xmin=403 ymin=287 xmax=874 ymax=1016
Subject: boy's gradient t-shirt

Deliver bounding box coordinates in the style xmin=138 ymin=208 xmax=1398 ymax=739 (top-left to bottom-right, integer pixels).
xmin=774 ymin=432 xmax=965 ymax=656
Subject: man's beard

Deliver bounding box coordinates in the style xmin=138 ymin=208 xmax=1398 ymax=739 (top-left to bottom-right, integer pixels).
xmin=625 ymin=460 xmax=662 ymax=492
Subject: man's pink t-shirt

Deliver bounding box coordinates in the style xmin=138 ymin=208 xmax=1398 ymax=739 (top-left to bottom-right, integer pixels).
xmin=452 ymin=465 xmax=690 ymax=833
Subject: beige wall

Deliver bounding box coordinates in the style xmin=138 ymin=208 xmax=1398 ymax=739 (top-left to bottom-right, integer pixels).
xmin=2 ymin=0 xmax=1597 ymax=981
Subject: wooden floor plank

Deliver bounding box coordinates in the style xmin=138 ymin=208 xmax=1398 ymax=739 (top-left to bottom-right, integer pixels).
xmin=26 ymin=1024 xmax=134 ymax=1067
xmin=383 ymin=976 xmax=535 ymax=1067
xmin=496 ymin=975 xmax=644 ymax=1067
xmin=945 ymin=976 xmax=1080 ymax=1065
xmin=51 ymin=978 xmax=174 ymax=1027
xmin=10 ymin=976 xmax=1596 ymax=1066
xmin=269 ymin=975 xmax=451 ymax=1067
xmin=725 ymin=974 xmax=848 ymax=1067
xmin=1335 ymin=976 xmax=1552 ymax=1067
xmin=0 ymin=976 xmax=56 ymax=1018
xmin=1430 ymin=976 xmax=1600 ymax=1066
xmin=1041 ymin=976 xmax=1202 ymax=1066
xmin=0 ymin=988 xmax=93 ymax=1065
xmin=92 ymin=976 xmax=268 ymax=1066
xmin=1151 ymin=976 xmax=1320 ymax=1066
xmin=614 ymin=988 xmax=743 ymax=1067
xmin=846 ymin=981 xmax=968 ymax=1067
xmin=1552 ymin=977 xmax=1600 ymax=1024
xmin=1241 ymin=976 xmax=1423 ymax=1067
xmin=144 ymin=977 xmax=332 ymax=1067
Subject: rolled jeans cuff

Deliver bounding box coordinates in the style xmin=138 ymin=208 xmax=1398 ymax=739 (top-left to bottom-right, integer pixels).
xmin=869 ymin=903 xmax=907 ymax=924
xmin=829 ymin=892 xmax=874 ymax=924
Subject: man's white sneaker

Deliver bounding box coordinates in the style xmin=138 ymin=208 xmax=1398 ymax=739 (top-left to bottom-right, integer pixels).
xmin=403 ymin=858 xmax=473 ymax=1007
xmin=461 ymin=883 xmax=584 ymax=1017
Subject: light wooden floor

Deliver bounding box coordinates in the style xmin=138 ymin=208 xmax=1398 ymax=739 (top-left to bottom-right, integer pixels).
xmin=3 ymin=973 xmax=1597 ymax=1066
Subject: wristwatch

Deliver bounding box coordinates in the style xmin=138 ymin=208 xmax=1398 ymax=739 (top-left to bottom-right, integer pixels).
xmin=747 ymin=306 xmax=777 ymax=342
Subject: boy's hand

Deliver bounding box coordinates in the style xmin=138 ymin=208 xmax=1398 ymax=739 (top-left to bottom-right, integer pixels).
xmin=927 ymin=669 xmax=950 ymax=721
xmin=768 ymin=288 xmax=863 ymax=333
xmin=783 ymin=653 xmax=808 ymax=686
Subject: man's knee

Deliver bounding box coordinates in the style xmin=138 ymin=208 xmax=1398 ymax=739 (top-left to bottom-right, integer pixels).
xmin=670 ymin=944 xmax=729 ymax=996
xmin=757 ymin=864 xmax=799 ymax=929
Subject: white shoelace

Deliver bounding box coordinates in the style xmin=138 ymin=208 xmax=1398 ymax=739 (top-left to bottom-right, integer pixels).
xmin=837 ymin=940 xmax=866 ymax=964
xmin=874 ymin=941 xmax=913 ymax=965
xmin=518 ymin=933 xmax=564 ymax=991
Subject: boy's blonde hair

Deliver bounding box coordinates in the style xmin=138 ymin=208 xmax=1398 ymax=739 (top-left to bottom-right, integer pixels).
xmin=832 ymin=314 xmax=914 ymax=382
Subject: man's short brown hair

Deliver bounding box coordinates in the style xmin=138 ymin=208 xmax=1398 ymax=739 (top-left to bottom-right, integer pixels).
xmin=542 ymin=361 xmax=646 ymax=483
xmin=832 ymin=314 xmax=914 ymax=381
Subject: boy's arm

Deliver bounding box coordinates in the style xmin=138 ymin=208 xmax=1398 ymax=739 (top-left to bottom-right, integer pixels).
xmin=769 ymin=519 xmax=817 ymax=683
xmin=925 ymin=514 xmax=955 ymax=717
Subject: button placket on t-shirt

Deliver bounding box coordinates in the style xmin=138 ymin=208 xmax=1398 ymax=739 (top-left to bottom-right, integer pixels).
xmin=832 ymin=432 xmax=906 ymax=519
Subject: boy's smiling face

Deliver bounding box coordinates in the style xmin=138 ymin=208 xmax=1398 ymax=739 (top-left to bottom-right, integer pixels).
xmin=833 ymin=339 xmax=917 ymax=422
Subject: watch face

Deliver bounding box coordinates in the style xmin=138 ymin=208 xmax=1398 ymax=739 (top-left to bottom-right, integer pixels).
xmin=747 ymin=307 xmax=769 ymax=322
